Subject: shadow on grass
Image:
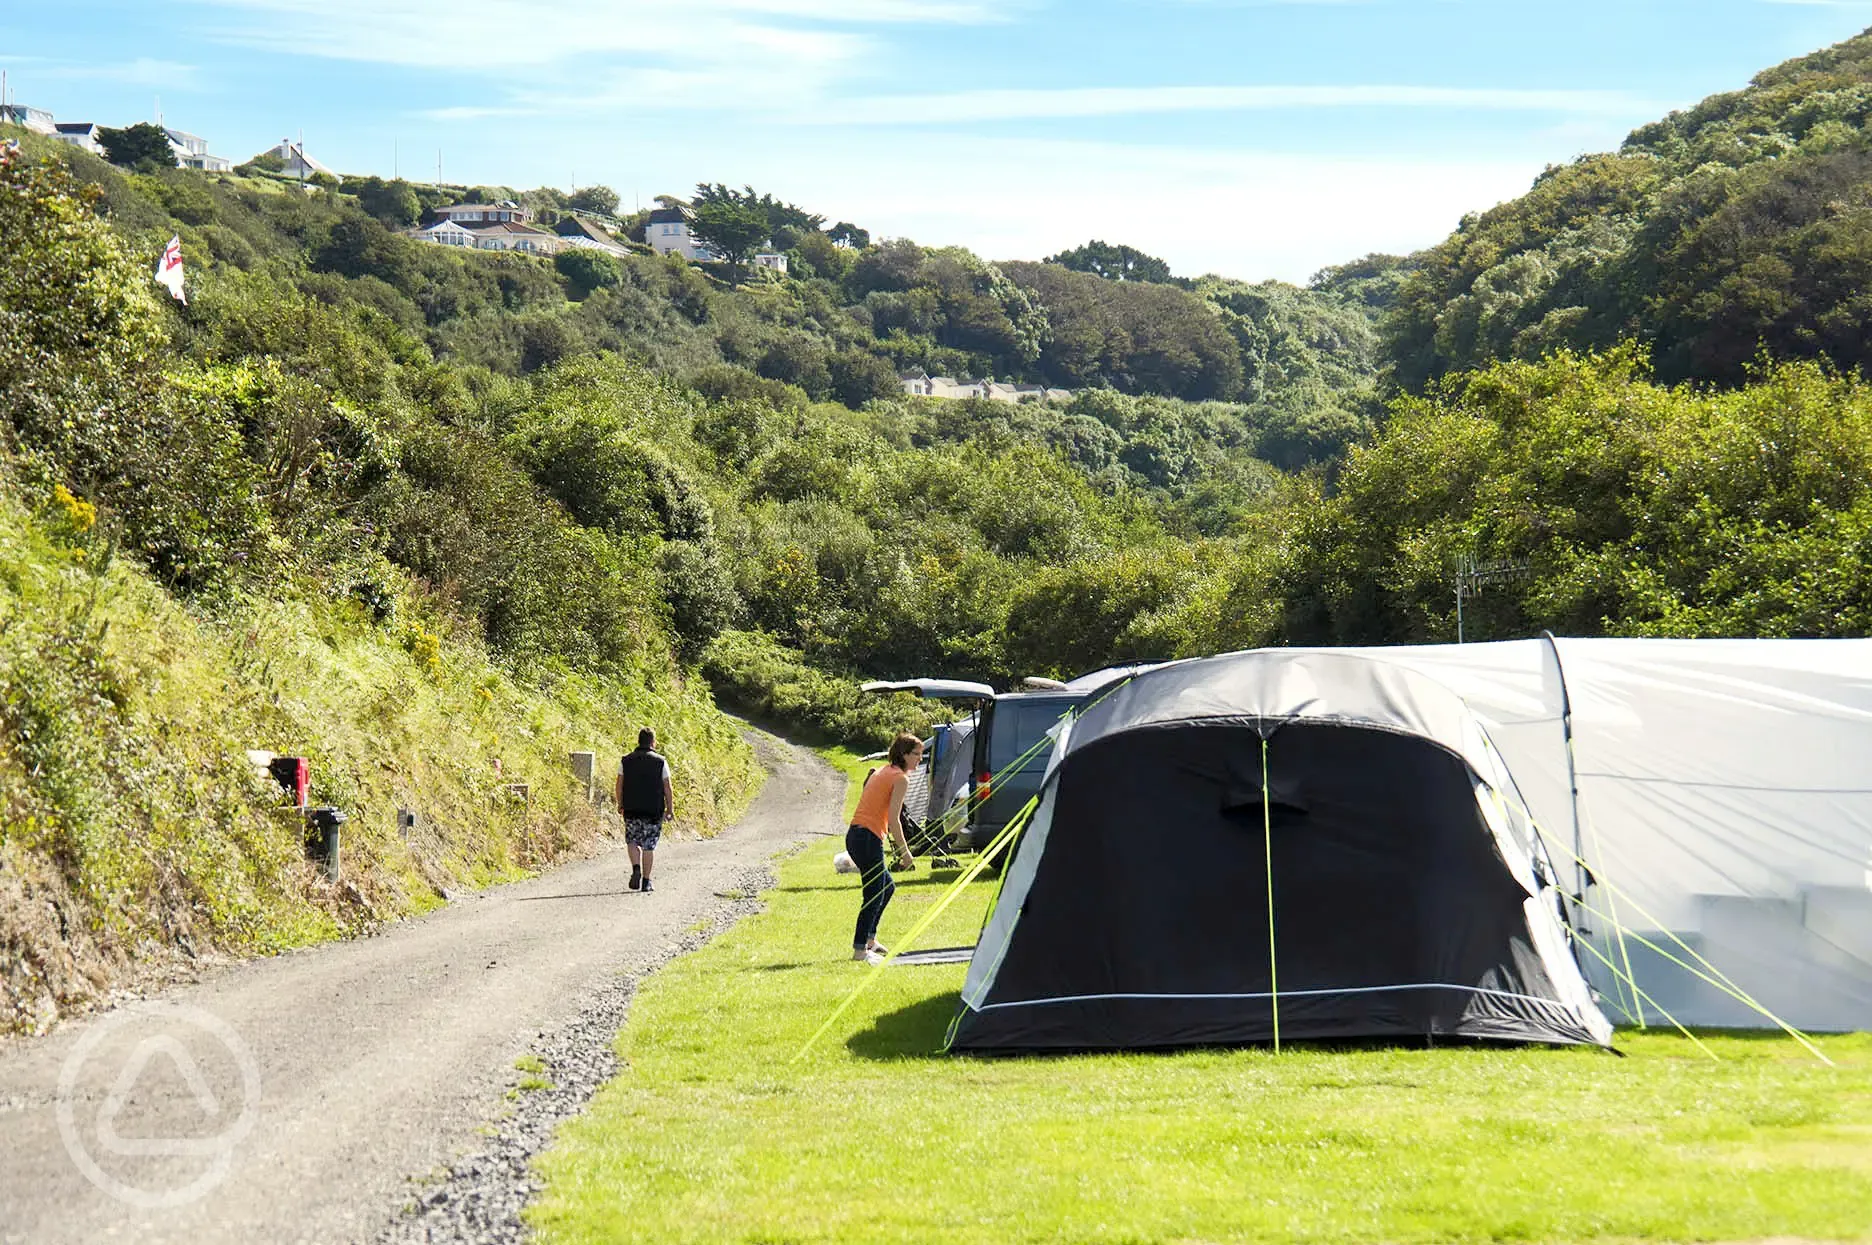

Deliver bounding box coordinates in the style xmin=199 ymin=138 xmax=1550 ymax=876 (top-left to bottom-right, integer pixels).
xmin=780 ymin=873 xmax=971 ymax=896
xmin=846 ymin=991 xmax=960 ymax=1061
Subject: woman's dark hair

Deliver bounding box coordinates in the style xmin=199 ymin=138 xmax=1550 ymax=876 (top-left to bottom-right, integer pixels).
xmin=888 ymin=733 xmax=923 ymax=767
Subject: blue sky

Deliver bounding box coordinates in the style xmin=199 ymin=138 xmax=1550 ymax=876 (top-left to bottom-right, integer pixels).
xmin=6 ymin=1 xmax=1872 ymax=281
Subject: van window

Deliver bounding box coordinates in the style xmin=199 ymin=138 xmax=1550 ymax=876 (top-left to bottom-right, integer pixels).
xmin=989 ymin=699 xmax=1079 ymax=771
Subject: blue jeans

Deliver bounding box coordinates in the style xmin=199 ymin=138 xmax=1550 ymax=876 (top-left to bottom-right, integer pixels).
xmin=846 ymin=825 xmax=894 ymax=950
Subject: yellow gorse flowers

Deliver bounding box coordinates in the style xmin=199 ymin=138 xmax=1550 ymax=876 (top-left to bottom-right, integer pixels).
xmin=52 ymin=483 xmax=97 ymax=532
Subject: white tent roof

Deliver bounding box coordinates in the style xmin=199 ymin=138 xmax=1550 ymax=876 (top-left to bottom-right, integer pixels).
xmin=1304 ymin=638 xmax=1872 ymax=1033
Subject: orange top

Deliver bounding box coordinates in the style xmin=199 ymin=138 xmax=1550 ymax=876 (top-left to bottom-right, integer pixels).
xmin=851 ymin=764 xmax=906 ymax=839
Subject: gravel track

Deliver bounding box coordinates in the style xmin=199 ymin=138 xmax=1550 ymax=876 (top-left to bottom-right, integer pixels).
xmin=0 ymin=730 xmax=839 ymax=1245
xmin=374 ymin=863 xmax=774 ymax=1245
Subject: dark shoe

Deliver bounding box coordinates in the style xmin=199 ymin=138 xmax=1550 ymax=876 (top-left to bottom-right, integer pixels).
xmin=640 ymin=878 xmax=654 ymax=893
xmin=628 ymin=867 xmax=641 ymax=891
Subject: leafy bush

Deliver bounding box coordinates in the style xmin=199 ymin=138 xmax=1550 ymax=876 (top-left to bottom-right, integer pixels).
xmin=701 ymin=630 xmax=950 ymax=749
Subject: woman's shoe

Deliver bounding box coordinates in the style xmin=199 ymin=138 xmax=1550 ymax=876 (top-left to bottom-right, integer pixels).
xmin=851 ymin=948 xmax=885 ymax=965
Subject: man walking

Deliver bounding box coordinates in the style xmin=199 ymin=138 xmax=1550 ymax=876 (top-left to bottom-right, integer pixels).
xmin=617 ymin=729 xmax=673 ymax=893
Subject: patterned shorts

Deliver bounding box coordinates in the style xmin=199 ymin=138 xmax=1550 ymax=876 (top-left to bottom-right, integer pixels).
xmin=625 ymin=818 xmax=663 ymax=851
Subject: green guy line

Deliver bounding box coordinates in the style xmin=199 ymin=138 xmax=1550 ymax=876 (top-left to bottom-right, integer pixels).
xmin=1261 ymin=735 xmax=1280 ymax=1054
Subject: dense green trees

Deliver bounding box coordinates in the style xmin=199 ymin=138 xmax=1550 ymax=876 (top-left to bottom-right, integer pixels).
xmin=690 ymin=201 xmax=770 ymax=268
xmin=1278 ymin=349 xmax=1872 ymax=645
xmin=566 ymin=184 xmax=620 ymax=216
xmin=1044 ymin=240 xmax=1176 ymax=284
xmin=1384 ymin=28 xmax=1872 ymax=391
xmin=97 ymin=122 xmax=177 ymax=172
xmin=15 ymin=17 xmax=1872 ymax=752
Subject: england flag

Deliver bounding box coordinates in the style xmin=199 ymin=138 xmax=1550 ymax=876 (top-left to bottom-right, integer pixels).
xmin=154 ymin=235 xmax=186 ymax=303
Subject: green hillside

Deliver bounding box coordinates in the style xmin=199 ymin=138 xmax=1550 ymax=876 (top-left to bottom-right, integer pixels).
xmin=8 ymin=24 xmax=1872 ymax=1028
xmin=1387 ymin=28 xmax=1872 ymax=389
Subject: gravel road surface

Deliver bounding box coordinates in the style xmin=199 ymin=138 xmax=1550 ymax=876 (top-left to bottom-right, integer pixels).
xmin=0 ymin=730 xmax=841 ymax=1245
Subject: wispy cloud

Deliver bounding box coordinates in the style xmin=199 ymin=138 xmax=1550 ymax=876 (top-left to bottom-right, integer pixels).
xmin=186 ymin=0 xmax=993 ymax=69
xmin=35 ymin=57 xmax=201 ymax=89
xmin=188 ymin=0 xmax=1005 ymax=119
xmin=813 ymin=83 xmax=1664 ymax=125
xmin=717 ymin=130 xmax=1550 ymax=281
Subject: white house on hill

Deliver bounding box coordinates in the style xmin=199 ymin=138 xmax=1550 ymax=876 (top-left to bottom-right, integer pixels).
xmin=0 ymin=103 xmax=56 ymax=135
xmin=52 ymin=122 xmax=103 ymax=155
xmin=646 ymin=205 xmax=717 ymax=261
xmin=253 ymin=138 xmax=334 ymax=181
xmin=165 ymin=127 xmax=231 ymax=172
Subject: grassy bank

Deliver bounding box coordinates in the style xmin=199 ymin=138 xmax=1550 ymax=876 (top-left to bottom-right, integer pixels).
xmin=0 ymin=483 xmax=762 ymax=1035
xmin=531 ymin=847 xmax=1872 ymax=1243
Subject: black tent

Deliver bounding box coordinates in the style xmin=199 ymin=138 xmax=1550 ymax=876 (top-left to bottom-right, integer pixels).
xmin=947 ymin=651 xmax=1613 ymax=1053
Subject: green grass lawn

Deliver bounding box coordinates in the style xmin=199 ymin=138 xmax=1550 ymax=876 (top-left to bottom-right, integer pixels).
xmin=529 ymin=833 xmax=1872 ymax=1244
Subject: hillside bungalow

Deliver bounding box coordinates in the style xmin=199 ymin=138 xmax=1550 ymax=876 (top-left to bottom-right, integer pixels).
xmin=646 ymin=205 xmax=717 ymax=262
xmin=555 ymin=214 xmax=631 ymax=256
xmin=754 ymin=252 xmax=788 ymax=274
xmin=52 ymin=122 xmax=103 ymax=155
xmin=165 ymin=127 xmax=232 ymax=172
xmin=252 ymin=138 xmax=336 ymax=181
xmin=0 ymin=103 xmax=57 ymax=135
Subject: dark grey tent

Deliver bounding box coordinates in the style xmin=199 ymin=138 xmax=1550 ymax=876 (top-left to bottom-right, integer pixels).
xmin=948 ymin=650 xmax=1614 ymax=1053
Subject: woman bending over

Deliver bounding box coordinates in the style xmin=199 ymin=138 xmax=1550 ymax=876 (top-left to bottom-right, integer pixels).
xmin=845 ymin=733 xmax=921 ymax=964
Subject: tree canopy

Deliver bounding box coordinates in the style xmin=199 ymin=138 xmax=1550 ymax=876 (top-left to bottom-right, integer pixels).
xmin=1044 ymin=240 xmax=1175 ymax=284
xmin=567 ymin=184 xmax=621 ymax=216
xmin=689 ymin=200 xmax=771 ymax=267
xmin=98 ymin=122 xmax=178 ymax=172
xmin=1384 ymin=28 xmax=1872 ymax=391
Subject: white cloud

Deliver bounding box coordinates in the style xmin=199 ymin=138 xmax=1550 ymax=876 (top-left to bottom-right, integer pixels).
xmin=681 ymin=130 xmax=1548 ymax=281
xmin=33 ymin=57 xmax=202 ymax=89
xmin=812 ymin=83 xmax=1663 ymax=125
xmin=187 ymin=0 xmax=990 ymax=70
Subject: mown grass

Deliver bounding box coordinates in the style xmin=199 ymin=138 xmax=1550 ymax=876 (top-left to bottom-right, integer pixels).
xmin=531 ymin=843 xmax=1872 ymax=1244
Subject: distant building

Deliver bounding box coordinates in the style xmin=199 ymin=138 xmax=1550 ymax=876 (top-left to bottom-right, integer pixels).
xmin=165 ymin=127 xmax=232 ymax=172
xmin=554 ymin=214 xmax=631 ymax=257
xmin=433 ymin=200 xmax=529 ymax=226
xmin=898 ymin=368 xmax=1070 ymax=403
xmin=753 ymin=252 xmax=788 ymax=275
xmin=418 ymin=219 xmax=478 ymax=247
xmin=645 ymin=205 xmax=717 ymax=262
xmin=0 ymin=103 xmax=56 ymax=135
xmin=252 ymin=138 xmax=335 ymax=181
xmin=52 ymin=122 xmax=103 ymax=155
xmin=466 ymin=220 xmax=565 ymax=256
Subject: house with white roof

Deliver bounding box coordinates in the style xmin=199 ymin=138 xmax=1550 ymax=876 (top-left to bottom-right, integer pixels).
xmin=0 ymin=103 xmax=56 ymax=136
xmin=165 ymin=127 xmax=231 ymax=172
xmin=419 ymin=219 xmax=478 ymax=248
xmin=252 ymin=138 xmax=335 ymax=181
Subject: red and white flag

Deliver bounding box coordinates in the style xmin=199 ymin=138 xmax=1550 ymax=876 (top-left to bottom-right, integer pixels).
xmin=154 ymin=235 xmax=186 ymax=304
